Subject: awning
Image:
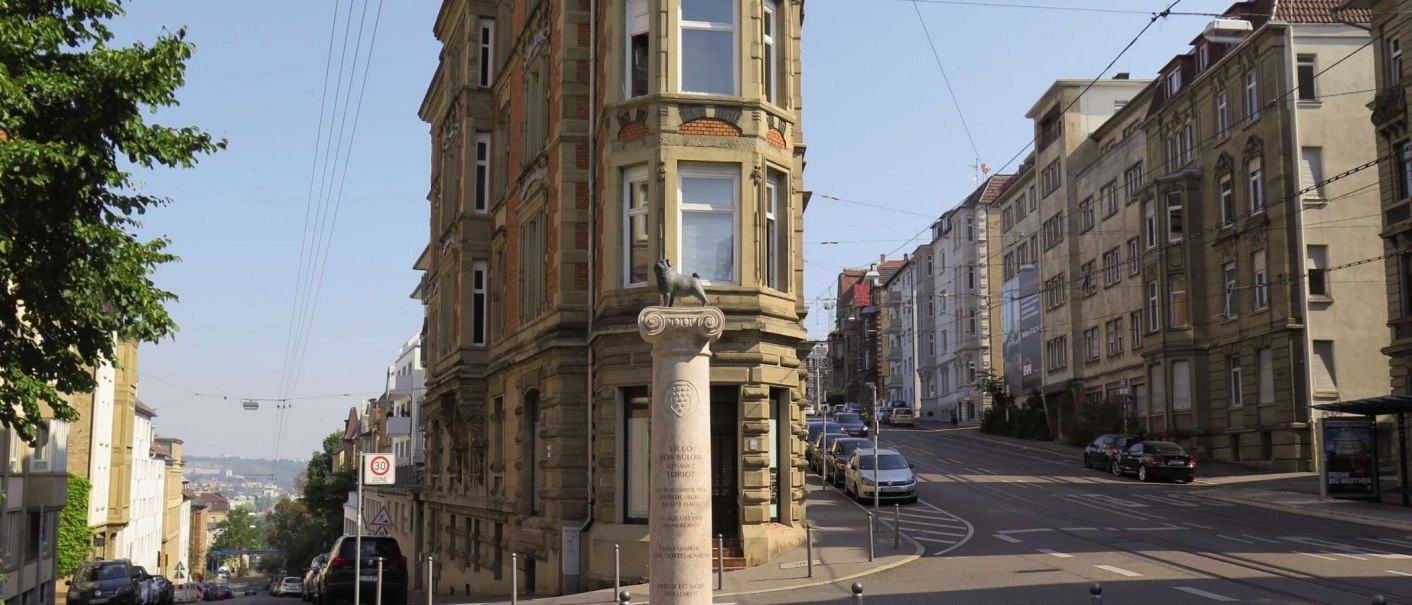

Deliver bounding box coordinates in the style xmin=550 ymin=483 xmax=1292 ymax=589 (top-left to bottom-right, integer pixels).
xmin=1313 ymin=395 xmax=1412 ymax=417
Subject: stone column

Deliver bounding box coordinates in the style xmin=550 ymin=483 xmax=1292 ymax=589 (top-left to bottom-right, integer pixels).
xmin=638 ymin=306 xmax=724 ymax=605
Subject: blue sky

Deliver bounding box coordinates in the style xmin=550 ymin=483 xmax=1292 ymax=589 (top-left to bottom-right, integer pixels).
xmin=114 ymin=0 xmax=1233 ymax=457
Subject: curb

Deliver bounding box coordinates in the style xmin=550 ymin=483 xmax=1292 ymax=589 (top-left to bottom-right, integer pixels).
xmin=1200 ymin=491 xmax=1412 ymax=533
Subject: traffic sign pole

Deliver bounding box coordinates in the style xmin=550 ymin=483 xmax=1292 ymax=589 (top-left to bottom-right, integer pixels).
xmin=356 ymin=454 xmax=364 ymax=605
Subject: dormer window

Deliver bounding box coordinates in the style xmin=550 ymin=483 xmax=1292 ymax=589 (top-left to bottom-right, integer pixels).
xmin=1197 ymin=45 xmax=1209 ymax=71
xmin=1167 ymin=70 xmax=1182 ymax=97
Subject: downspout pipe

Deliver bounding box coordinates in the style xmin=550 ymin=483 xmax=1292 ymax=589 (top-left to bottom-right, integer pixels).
xmin=576 ymin=0 xmax=599 ymax=589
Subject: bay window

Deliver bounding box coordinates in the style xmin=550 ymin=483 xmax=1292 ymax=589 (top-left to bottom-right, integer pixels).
xmin=765 ymin=171 xmax=784 ymax=290
xmin=763 ymin=0 xmax=778 ymax=103
xmin=679 ymin=163 xmax=738 ymax=284
xmin=624 ymin=167 xmax=650 ymax=286
xmin=472 ymin=261 xmax=487 ymax=346
xmin=627 ymin=0 xmax=648 ymax=97
xmin=680 ymin=0 xmax=737 ymax=95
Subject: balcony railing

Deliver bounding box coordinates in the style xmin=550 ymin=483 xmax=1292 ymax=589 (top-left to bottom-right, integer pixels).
xmin=1372 ymin=85 xmax=1407 ymax=128
xmin=1393 ymin=317 xmax=1412 ymax=343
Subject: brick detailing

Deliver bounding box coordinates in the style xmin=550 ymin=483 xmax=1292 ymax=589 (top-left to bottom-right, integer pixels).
xmin=766 ymin=128 xmax=786 ymax=148
xmin=618 ymin=121 xmax=650 ymax=141
xmin=680 ymin=118 xmax=742 ymax=137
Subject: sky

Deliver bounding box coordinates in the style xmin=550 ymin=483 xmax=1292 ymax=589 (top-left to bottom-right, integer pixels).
xmin=112 ymin=0 xmax=1237 ymax=458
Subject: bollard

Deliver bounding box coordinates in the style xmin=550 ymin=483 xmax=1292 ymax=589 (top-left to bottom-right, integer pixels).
xmin=850 ymin=581 xmax=864 ymax=604
xmin=1089 ymin=582 xmax=1103 ymax=604
xmin=376 ymin=557 xmax=385 ymax=605
xmin=1371 ymin=597 xmax=1387 ymax=605
xmin=806 ymin=523 xmax=815 ymax=578
xmin=716 ymin=534 xmax=725 ymax=590
xmin=893 ymin=503 xmax=900 ymax=550
xmin=613 ymin=543 xmax=621 ymax=598
xmin=511 ymin=553 xmax=518 ymax=605
xmin=866 ymin=512 xmax=875 ymax=562
xmin=619 ymin=590 xmax=631 ymax=605
xmin=425 ymin=555 xmax=433 ymax=605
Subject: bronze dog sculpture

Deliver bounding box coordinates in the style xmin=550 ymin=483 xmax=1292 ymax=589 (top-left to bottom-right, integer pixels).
xmin=654 ymin=258 xmax=709 ymax=307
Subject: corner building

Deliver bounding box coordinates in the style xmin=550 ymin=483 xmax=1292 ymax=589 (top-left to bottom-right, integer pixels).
xmin=418 ymin=0 xmax=809 ymax=596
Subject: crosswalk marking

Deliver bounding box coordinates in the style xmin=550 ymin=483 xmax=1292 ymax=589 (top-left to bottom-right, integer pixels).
xmin=994 ymin=534 xmax=1022 ymax=544
xmin=1037 ymin=549 xmax=1074 ymax=558
xmin=1219 ymin=535 xmax=1254 ymax=544
xmin=1363 ymin=537 xmax=1412 ymax=549
xmin=1174 ymin=586 xmax=1239 ymax=602
xmin=1095 ymin=565 xmax=1142 ymax=577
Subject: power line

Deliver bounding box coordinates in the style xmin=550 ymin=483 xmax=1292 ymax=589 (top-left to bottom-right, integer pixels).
xmin=911 ymin=0 xmax=981 ymax=165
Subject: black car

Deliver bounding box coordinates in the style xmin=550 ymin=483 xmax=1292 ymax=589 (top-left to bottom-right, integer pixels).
xmin=67 ymin=560 xmax=143 ymax=605
xmin=805 ymin=421 xmax=844 ymax=467
xmin=316 ymin=536 xmax=408 ymax=605
xmin=824 ymin=437 xmax=870 ymax=485
xmin=1111 ymin=440 xmax=1196 ymax=482
xmin=832 ymin=412 xmax=869 ymax=437
xmin=809 ymin=431 xmax=849 ymax=474
xmin=1083 ymin=434 xmax=1142 ymax=470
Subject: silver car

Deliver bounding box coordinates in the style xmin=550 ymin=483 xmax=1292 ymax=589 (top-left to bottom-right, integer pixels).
xmin=844 ymin=448 xmax=917 ymax=504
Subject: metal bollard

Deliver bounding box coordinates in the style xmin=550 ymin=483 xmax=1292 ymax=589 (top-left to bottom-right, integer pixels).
xmin=376 ymin=557 xmax=385 ymax=605
xmin=850 ymin=581 xmax=863 ymax=604
xmin=1371 ymin=597 xmax=1387 ymax=605
xmin=511 ymin=553 xmax=518 ymax=605
xmin=425 ymin=555 xmax=433 ymax=605
xmin=893 ymin=503 xmax=900 ymax=550
xmin=866 ymin=512 xmax=875 ymax=562
xmin=1089 ymin=582 xmax=1103 ymax=604
xmin=806 ymin=523 xmax=815 ymax=578
xmin=613 ymin=543 xmax=621 ymax=598
xmin=619 ymin=590 xmax=631 ymax=605
xmin=716 ymin=534 xmax=725 ymax=590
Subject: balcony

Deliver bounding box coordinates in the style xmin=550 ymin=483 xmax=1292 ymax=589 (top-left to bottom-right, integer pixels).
xmin=386 ymin=416 xmax=412 ymax=436
xmin=1392 ymin=316 xmax=1412 ymax=344
xmin=1372 ymin=85 xmax=1407 ymax=128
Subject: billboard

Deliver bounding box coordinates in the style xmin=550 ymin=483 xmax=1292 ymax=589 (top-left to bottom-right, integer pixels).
xmin=1321 ymin=416 xmax=1379 ymax=500
xmin=1002 ymin=266 xmax=1043 ymax=396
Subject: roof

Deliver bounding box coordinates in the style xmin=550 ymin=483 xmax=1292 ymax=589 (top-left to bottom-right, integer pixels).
xmin=342 ymin=407 xmax=361 ymax=441
xmin=1313 ymin=396 xmax=1412 ymax=416
xmin=150 ymin=443 xmax=170 ymax=458
xmin=198 ymin=492 xmax=231 ymax=512
xmin=1263 ymin=0 xmax=1370 ymax=23
xmin=135 ymin=399 xmax=157 ymax=418
xmin=876 ymin=260 xmax=906 ymax=285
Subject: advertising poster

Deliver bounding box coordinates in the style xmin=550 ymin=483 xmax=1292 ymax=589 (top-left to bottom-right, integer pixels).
xmin=1322 ymin=416 xmax=1379 ymax=499
xmin=1002 ymin=266 xmax=1043 ymax=396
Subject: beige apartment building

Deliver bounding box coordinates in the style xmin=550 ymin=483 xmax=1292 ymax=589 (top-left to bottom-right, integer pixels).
xmin=154 ymin=437 xmax=186 ymax=578
xmin=417 ymin=0 xmax=809 ymax=596
xmin=64 ymin=338 xmax=139 ymax=559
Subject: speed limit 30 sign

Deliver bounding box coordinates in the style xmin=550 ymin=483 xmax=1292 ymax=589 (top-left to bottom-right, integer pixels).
xmin=363 ymin=453 xmax=396 ymax=485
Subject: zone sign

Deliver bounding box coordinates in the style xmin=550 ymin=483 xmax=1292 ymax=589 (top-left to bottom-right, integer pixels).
xmin=363 ymin=453 xmax=396 ymax=485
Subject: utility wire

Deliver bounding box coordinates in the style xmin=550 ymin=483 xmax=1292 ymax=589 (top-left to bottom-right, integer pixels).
xmin=911 ymin=0 xmax=981 ymax=164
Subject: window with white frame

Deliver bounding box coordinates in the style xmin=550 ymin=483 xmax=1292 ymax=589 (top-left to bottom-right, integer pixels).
xmin=627 ymin=0 xmax=649 ymax=97
xmin=1297 ymin=55 xmax=1317 ymax=100
xmin=1252 ymin=249 xmax=1269 ymax=310
xmin=1245 ymin=70 xmax=1260 ymax=120
xmin=1103 ymin=248 xmax=1121 ymax=287
xmin=1146 ymin=280 xmax=1159 ymax=332
xmin=1248 ymin=157 xmax=1264 ymax=213
xmin=966 ymin=265 xmax=976 ymax=290
xmin=475 ymin=133 xmax=491 ymax=212
xmin=1084 ymin=327 xmax=1099 ymax=361
xmin=1080 ymin=260 xmax=1097 ymax=296
xmin=1222 ymin=262 xmax=1238 ymax=319
xmin=1258 ymin=347 xmax=1274 ymax=404
xmin=30 ymin=423 xmax=48 ymax=473
xmin=1198 ymin=44 xmax=1209 ymax=70
xmin=1169 ymin=274 xmax=1189 ymax=328
xmin=623 ymin=387 xmax=650 ymax=522
xmin=1312 ymin=340 xmax=1337 ymax=395
xmin=679 ymin=163 xmax=737 ymax=283
xmin=1172 ymin=360 xmax=1192 ymax=411
xmin=1144 ymin=199 xmax=1157 ymax=248
xmin=679 ymin=0 xmax=736 ymax=95
xmin=1079 ymin=197 xmax=1095 ymax=233
xmin=1229 ymin=355 xmax=1243 ymax=406
xmin=765 ymin=171 xmax=784 ymax=290
xmin=1127 ymin=237 xmax=1140 ymax=275
xmin=1166 ymin=193 xmax=1183 ymax=243
xmin=1216 ymin=92 xmax=1229 ymax=139
xmin=1106 ymin=317 xmax=1123 ymax=356
xmin=472 ymin=261 xmax=488 ymax=346
xmin=1131 ymin=310 xmax=1143 ymax=348
xmin=1300 ymin=147 xmax=1325 ymax=199
xmin=479 ymin=20 xmax=495 ymax=88
xmin=1307 ymin=244 xmax=1329 ymax=298
xmin=1101 ymin=181 xmax=1119 ymax=218
xmin=624 ymin=167 xmax=650 ymax=286
xmin=1389 ymin=37 xmax=1403 ymax=85
xmin=762 ymin=0 xmax=778 ymax=103
xmin=1125 ymin=162 xmax=1143 ymax=203
xmin=1219 ymin=174 xmax=1234 ymax=226
xmin=1046 ymin=335 xmax=1068 ymax=370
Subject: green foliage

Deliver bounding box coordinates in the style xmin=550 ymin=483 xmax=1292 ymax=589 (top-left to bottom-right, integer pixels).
xmin=261 ymin=433 xmax=354 ymax=572
xmin=210 ymin=505 xmax=264 ymax=554
xmin=57 ymin=473 xmax=91 ymax=576
xmin=825 ymin=387 xmax=845 ymax=406
xmin=0 ymin=0 xmax=225 ymax=442
xmin=1071 ymin=393 xmax=1140 ymax=447
xmin=978 ymin=373 xmax=1052 ymax=441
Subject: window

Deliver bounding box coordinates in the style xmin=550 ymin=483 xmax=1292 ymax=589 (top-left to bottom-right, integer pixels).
xmin=1198 ymin=44 xmax=1210 ymax=70
xmin=1172 ymin=360 xmax=1192 ymax=411
xmin=1124 ymin=162 xmax=1143 ymax=203
xmin=1038 ymin=112 xmax=1062 ymax=150
xmin=1168 ymin=274 xmax=1189 ymax=328
xmin=1146 ymin=280 xmax=1160 ymax=332
xmin=627 ymin=0 xmax=649 ymax=97
xmin=1028 ymin=186 xmax=1037 ymax=211
xmin=1245 ymin=70 xmax=1260 ymax=120
xmin=1130 ymin=310 xmax=1143 ymax=348
xmin=1079 ymin=197 xmax=1095 ymax=233
xmin=1101 ymin=181 xmax=1119 ymax=218
xmin=967 ymin=308 xmax=977 ymax=335
xmin=966 ymin=217 xmax=975 ymax=241
xmin=1084 ymin=327 xmax=1099 ymax=361
xmin=1389 ymin=37 xmax=1403 ymax=85
xmin=679 ymin=0 xmax=736 ymax=94
xmin=1402 ymin=251 xmax=1412 ymax=318
xmin=1248 ymin=157 xmax=1264 ymax=213
xmin=1222 ymin=262 xmax=1238 ymax=319
xmin=765 ymin=171 xmax=784 ymax=290
xmin=1042 ymin=213 xmax=1064 ymax=250
xmin=1216 ymin=92 xmax=1229 ymax=139
xmin=518 ymin=210 xmax=548 ymax=320
xmin=1127 ymin=237 xmax=1140 ymax=275
xmin=27 ymin=511 xmax=40 ymax=561
xmin=1312 ymin=340 xmax=1337 ymax=395
xmin=1041 ymin=160 xmax=1061 ymax=196
xmin=762 ymin=0 xmax=778 ymax=103
xmin=679 ymin=163 xmax=738 ymax=284
xmin=1103 ymin=248 xmax=1121 ymax=287
xmin=472 ymin=262 xmax=488 ymax=346
xmin=1219 ymin=175 xmax=1234 ymax=226
xmin=1046 ymin=335 xmax=1068 ymax=370
xmin=1258 ymin=348 xmax=1274 ymax=404
xmin=927 ymin=254 xmax=933 ymax=275
xmin=30 ymin=423 xmax=48 ymax=473
xmin=479 ymin=20 xmax=495 ymax=88
xmin=966 ymin=265 xmax=976 ymax=290
xmin=474 ymin=133 xmax=491 ymax=212
xmin=623 ymin=387 xmax=650 ymax=522
xmin=1297 ymin=55 xmax=1317 ymax=100
xmin=1252 ymin=250 xmax=1269 ymax=310
xmin=1166 ymin=193 xmax=1184 ymax=243
xmin=1398 ymin=141 xmax=1412 ymax=201
xmin=1114 ymin=99 xmax=1128 ymax=113
xmin=1080 ymin=260 xmax=1097 ymax=296
xmin=526 ymin=390 xmax=543 ymax=514
xmin=522 ymin=60 xmax=549 ymax=164
xmin=1300 ymin=147 xmax=1325 ymax=199
xmin=624 ymin=167 xmax=650 ymax=286
xmin=1144 ymin=200 xmax=1157 ymax=248
xmin=1231 ymin=355 xmax=1247 ymax=405
xmin=1044 ymin=273 xmax=1066 ymax=310
xmin=1307 ymin=244 xmax=1329 ymax=298
xmin=1105 ymin=317 xmax=1124 ymax=356
xmin=1179 ymin=123 xmax=1193 ymax=166
xmin=1167 ymin=69 xmax=1182 ymax=97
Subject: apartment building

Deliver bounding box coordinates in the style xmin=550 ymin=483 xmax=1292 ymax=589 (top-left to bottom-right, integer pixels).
xmin=154 ymin=436 xmax=188 ymax=579
xmin=829 ymin=268 xmax=870 ymax=401
xmin=417 ymin=0 xmax=811 ymax=595
xmin=1133 ymin=1 xmax=1381 ymax=468
xmin=882 ymin=257 xmax=920 ymax=408
xmin=114 ymin=402 xmax=166 ymax=572
xmin=62 ymin=338 xmax=140 ymax=560
xmin=2 ymin=412 xmax=68 ymax=605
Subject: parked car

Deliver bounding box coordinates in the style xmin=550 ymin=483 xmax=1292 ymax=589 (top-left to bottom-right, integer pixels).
xmin=315 ymin=535 xmax=408 ymax=605
xmin=889 ymin=408 xmax=915 ymax=427
xmin=805 ymin=421 xmax=844 ymax=468
xmin=67 ymin=559 xmax=144 ymax=605
xmin=830 ymin=404 xmax=847 ymax=416
xmin=878 ymin=401 xmax=910 ymax=424
xmin=833 ymin=412 xmax=869 ymax=437
xmin=279 ymin=577 xmax=304 ymax=598
xmin=212 ymin=585 xmax=234 ymax=600
xmin=809 ymin=431 xmax=849 ymax=474
xmin=303 ymin=553 xmax=329 ymax=601
xmin=146 ymin=572 xmax=174 ymax=605
xmin=1083 ymin=434 xmax=1143 ymax=470
xmin=824 ymin=437 xmax=870 ymax=485
xmin=1111 ymin=440 xmax=1196 ymax=483
xmin=131 ymin=566 xmax=166 ymax=605
xmin=844 ymin=448 xmax=918 ymax=504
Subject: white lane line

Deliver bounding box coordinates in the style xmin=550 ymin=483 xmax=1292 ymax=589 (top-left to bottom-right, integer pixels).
xmin=1300 ymin=553 xmax=1338 ymax=561
xmin=1105 ymin=527 xmax=1121 ymax=532
xmin=1334 ymin=553 xmax=1369 ymax=561
xmin=1185 ymin=522 xmax=1214 ymax=530
xmin=1285 ymin=536 xmax=1406 ymax=559
xmin=994 ymin=534 xmax=1023 ymax=544
xmin=912 ymin=535 xmax=961 ymax=545
xmin=1243 ymin=535 xmax=1280 ymax=544
xmin=1037 ymin=548 xmax=1074 ymax=559
xmin=1132 ymin=494 xmax=1200 ymax=507
xmin=900 ymin=521 xmax=970 ymax=533
xmin=1095 ymin=565 xmax=1142 ymax=577
xmin=1219 ymin=535 xmax=1254 ymax=544
xmin=910 ymin=528 xmax=967 ymax=538
xmin=1388 ymin=570 xmax=1412 ymax=577
xmin=997 ymin=528 xmax=1055 ymax=535
xmin=1363 ymin=537 xmax=1412 ymax=548
xmin=1060 ymin=527 xmax=1100 ymax=532
xmin=1125 ymin=524 xmax=1186 ymax=532
xmin=1174 ymin=586 xmax=1239 ymax=602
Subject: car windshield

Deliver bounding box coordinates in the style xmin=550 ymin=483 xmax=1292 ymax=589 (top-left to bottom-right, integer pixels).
xmin=894 ymin=409 xmax=911 ymax=416
xmin=76 ymin=563 xmax=130 ymax=582
xmin=835 ymin=413 xmax=861 ymax=424
xmin=858 ymin=454 xmax=909 ymax=470
xmin=1147 ymin=443 xmax=1185 ymax=454
xmin=284 ymin=577 xmax=302 ymax=583
xmin=836 ymin=440 xmax=864 ymax=455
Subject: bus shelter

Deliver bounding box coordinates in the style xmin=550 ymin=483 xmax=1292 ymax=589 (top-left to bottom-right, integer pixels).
xmin=1313 ymin=396 xmax=1412 ymax=507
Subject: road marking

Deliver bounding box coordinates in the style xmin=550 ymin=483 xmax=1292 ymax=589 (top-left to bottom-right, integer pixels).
xmin=1300 ymin=553 xmax=1338 ymax=561
xmin=1363 ymin=537 xmax=1412 ymax=549
xmin=997 ymin=528 xmax=1055 ymax=535
xmin=1125 ymin=524 xmax=1186 ymax=532
xmin=913 ymin=535 xmax=961 ymax=545
xmin=1174 ymin=587 xmax=1239 ymax=602
xmin=994 ymin=534 xmax=1023 ymax=544
xmin=910 ymin=528 xmax=967 ymax=538
xmin=1184 ymin=522 xmax=1214 ymax=530
xmin=1105 ymin=527 xmax=1121 ymax=531
xmin=1095 ymin=565 xmax=1142 ymax=577
xmin=1388 ymin=570 xmax=1412 ymax=577
xmin=900 ymin=520 xmax=970 ymax=533
xmin=1284 ymin=536 xmax=1408 ymax=559
xmin=1063 ymin=497 xmax=1153 ymax=520
xmin=1132 ymin=494 xmax=1200 ymax=507
xmin=1335 ymin=553 xmax=1369 ymax=561
xmin=1218 ymin=535 xmax=1254 ymax=544
xmin=1037 ymin=549 xmax=1074 ymax=559
xmin=1060 ymin=527 xmax=1100 ymax=532
xmin=1243 ymin=535 xmax=1280 ymax=544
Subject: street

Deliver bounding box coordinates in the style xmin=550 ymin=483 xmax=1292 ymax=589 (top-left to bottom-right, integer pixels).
xmin=747 ymin=426 xmax=1412 ymax=604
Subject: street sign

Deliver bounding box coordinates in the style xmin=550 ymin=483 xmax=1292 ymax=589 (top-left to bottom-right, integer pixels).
xmin=1123 ymin=394 xmax=1135 ymax=406
xmin=369 ymin=507 xmax=392 ymax=527
xmin=1118 ymin=378 xmax=1130 ymax=395
xmin=363 ymin=453 xmax=395 ymax=485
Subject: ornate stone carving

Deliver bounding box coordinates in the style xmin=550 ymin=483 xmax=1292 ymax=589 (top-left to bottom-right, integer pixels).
xmin=1215 ymin=152 xmax=1233 ymax=175
xmin=1243 ymin=135 xmax=1263 ymax=158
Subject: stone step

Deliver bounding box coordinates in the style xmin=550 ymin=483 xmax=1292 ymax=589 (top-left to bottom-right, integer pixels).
xmin=709 ymin=556 xmax=748 ymax=571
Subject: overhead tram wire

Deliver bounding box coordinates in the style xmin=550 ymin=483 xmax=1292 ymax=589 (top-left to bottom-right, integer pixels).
xmin=911 ymin=0 xmax=981 ymax=166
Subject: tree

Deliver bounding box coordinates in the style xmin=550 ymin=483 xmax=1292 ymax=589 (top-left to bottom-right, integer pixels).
xmin=0 ymin=0 xmax=225 ymax=442
xmin=302 ymin=432 xmax=355 ymax=551
xmin=209 ymin=505 xmax=264 ymax=554
xmin=264 ymin=497 xmax=320 ymax=572
xmin=57 ymin=473 xmax=92 ymax=576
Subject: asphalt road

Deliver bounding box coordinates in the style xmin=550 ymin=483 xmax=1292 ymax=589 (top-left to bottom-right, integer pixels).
xmin=746 ymin=426 xmax=1412 ymax=605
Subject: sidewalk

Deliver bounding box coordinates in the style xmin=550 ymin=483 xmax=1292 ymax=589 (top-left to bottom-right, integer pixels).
xmin=918 ymin=421 xmax=1412 ymax=532
xmin=424 ymin=485 xmax=922 ymax=604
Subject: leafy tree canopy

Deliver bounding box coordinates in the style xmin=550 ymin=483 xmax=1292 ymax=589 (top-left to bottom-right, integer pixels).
xmin=0 ymin=0 xmax=224 ymax=442
xmin=210 ymin=505 xmax=264 ymax=553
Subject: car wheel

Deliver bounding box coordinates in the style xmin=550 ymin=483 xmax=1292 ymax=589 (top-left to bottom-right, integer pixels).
xmin=1180 ymin=477 xmax=1194 ymax=484
xmin=1110 ymin=459 xmax=1123 ymax=477
xmin=1138 ymin=465 xmax=1150 ymax=482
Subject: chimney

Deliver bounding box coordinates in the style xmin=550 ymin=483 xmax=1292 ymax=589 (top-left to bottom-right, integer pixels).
xmin=1114 ymin=72 xmax=1130 ymax=80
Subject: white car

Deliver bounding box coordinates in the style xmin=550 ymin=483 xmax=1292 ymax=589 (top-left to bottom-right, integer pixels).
xmin=278 ymin=577 xmax=303 ymax=598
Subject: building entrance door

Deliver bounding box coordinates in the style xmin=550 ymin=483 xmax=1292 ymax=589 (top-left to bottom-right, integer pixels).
xmin=710 ymin=386 xmax=740 ymax=542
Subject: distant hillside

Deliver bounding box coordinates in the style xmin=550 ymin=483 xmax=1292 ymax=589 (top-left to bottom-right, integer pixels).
xmin=183 ymin=456 xmax=308 ymax=490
